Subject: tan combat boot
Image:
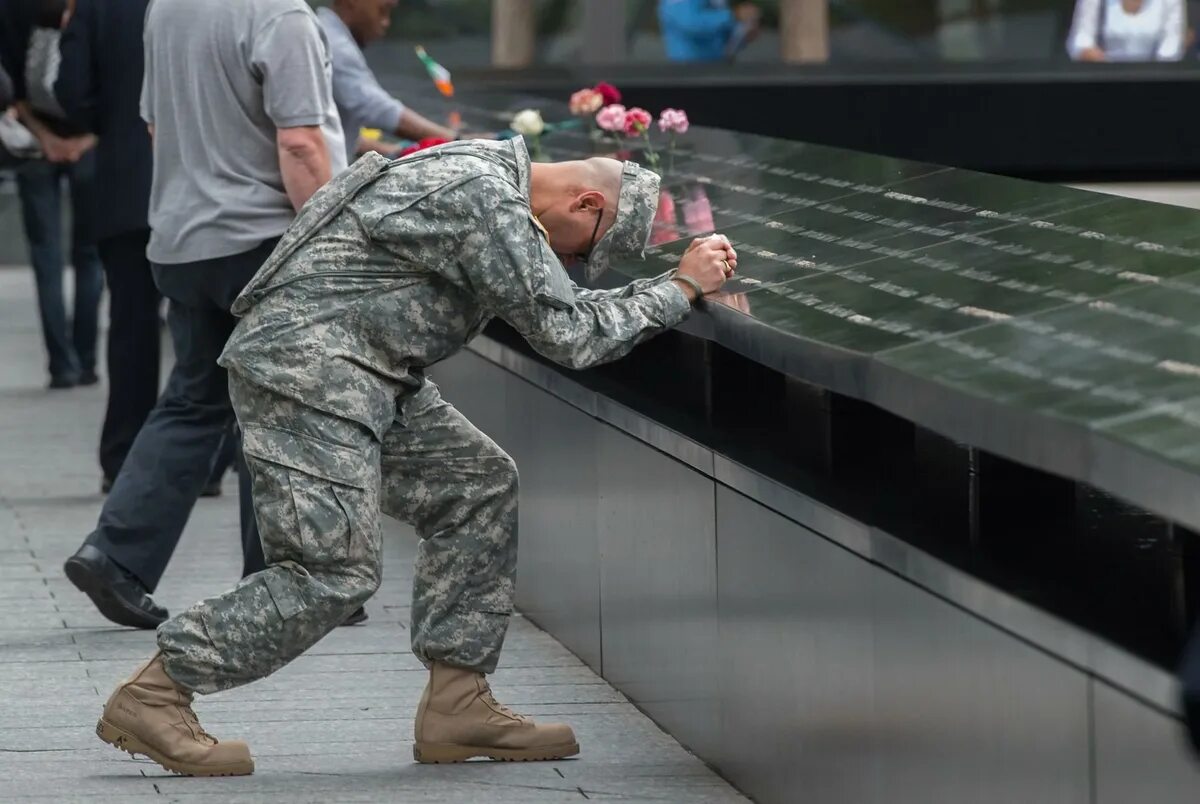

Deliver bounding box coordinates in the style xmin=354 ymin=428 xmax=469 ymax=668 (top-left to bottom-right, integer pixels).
xmin=96 ymin=653 xmax=254 ymax=776
xmin=413 ymin=662 xmax=579 ymax=763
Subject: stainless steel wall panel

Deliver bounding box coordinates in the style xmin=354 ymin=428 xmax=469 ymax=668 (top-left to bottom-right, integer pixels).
xmin=715 ymin=486 xmax=878 ymax=804
xmin=870 ymin=568 xmax=1090 ymax=804
xmin=436 ymin=342 xmax=1191 ymax=804
xmin=430 ymin=350 xmax=511 ymax=448
xmin=593 ymin=394 xmax=715 ymax=477
xmin=468 ymin=337 xmax=598 ymax=417
xmin=596 ymin=424 xmax=720 ymax=759
xmin=714 ymin=455 xmax=873 ymax=558
xmin=1094 ymin=680 xmax=1200 ymax=803
xmin=716 ymin=487 xmax=1090 ymax=804
xmin=503 ymin=369 xmax=603 ymax=671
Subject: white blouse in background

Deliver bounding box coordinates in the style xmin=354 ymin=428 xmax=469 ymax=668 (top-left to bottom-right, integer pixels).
xmin=1068 ymin=0 xmax=1185 ymax=61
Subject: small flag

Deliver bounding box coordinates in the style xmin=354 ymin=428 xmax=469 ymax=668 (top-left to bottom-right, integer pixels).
xmin=415 ymin=46 xmax=454 ymax=97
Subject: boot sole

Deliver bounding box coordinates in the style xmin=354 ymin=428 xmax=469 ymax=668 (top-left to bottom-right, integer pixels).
xmin=96 ymin=718 xmax=255 ymax=777
xmin=413 ymin=740 xmax=580 ymax=764
xmin=64 ymin=558 xmax=165 ymax=630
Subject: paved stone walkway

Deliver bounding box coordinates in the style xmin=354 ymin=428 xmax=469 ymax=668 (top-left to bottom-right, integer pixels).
xmin=0 ymin=267 xmax=747 ymax=803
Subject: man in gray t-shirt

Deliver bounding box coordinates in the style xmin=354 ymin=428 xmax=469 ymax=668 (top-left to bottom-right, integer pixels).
xmin=142 ymin=0 xmax=347 ymax=263
xmin=64 ymin=0 xmax=358 ymax=633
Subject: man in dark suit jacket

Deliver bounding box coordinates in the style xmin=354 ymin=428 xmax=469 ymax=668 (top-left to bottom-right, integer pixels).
xmin=54 ymin=0 xmax=269 ymax=625
xmin=56 ymin=0 xmax=158 ymax=491
xmin=0 ymin=1 xmax=33 ymax=104
xmin=0 ymin=62 xmax=12 ymax=109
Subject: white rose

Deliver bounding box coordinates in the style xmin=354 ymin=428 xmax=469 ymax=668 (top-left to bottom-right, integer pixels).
xmin=510 ymin=109 xmax=545 ymax=137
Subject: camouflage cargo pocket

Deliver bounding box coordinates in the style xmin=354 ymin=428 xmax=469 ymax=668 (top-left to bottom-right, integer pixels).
xmin=243 ymin=425 xmax=379 ymax=570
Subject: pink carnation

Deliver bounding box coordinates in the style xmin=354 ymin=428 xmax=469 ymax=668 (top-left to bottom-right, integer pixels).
xmin=623 ymin=107 xmax=652 ymax=136
xmin=595 ymin=104 xmax=627 ymax=132
xmin=569 ymin=88 xmax=603 ymax=116
xmin=658 ymin=108 xmax=689 ymax=135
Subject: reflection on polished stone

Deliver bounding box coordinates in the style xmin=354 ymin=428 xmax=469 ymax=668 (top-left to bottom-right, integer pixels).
xmin=391 ymin=76 xmax=1200 ymax=527
xmin=710 ymin=291 xmax=753 ymax=316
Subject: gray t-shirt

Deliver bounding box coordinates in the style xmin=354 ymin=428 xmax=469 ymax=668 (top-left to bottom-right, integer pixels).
xmin=141 ymin=0 xmax=348 ymax=264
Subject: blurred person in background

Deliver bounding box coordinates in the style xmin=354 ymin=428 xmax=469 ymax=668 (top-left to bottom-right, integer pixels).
xmin=1 ymin=0 xmax=102 ymax=390
xmin=56 ymin=0 xmax=237 ymax=499
xmin=0 ymin=59 xmax=12 ymax=110
xmin=1 ymin=45 xmax=44 ymax=169
xmin=56 ymin=0 xmax=158 ymax=489
xmin=61 ymin=0 xmax=364 ymax=630
xmin=1068 ymin=0 xmax=1186 ymax=61
xmin=318 ymin=0 xmax=470 ymax=162
xmin=658 ymin=0 xmax=761 ymax=62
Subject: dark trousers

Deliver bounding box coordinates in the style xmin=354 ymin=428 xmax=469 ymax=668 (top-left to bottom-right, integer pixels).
xmin=16 ymin=153 xmax=103 ymax=380
xmin=210 ymin=422 xmax=239 ymax=481
xmin=85 ymin=240 xmax=275 ymax=590
xmin=1182 ymin=621 xmax=1200 ymax=753
xmin=97 ymin=229 xmax=161 ymax=480
xmin=96 ymin=230 xmax=248 ymax=491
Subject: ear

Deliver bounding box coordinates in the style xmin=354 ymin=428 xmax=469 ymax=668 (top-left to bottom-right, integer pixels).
xmin=570 ymin=190 xmax=606 ymax=214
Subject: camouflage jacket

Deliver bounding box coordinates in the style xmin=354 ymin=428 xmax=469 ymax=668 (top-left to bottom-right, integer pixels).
xmin=219 ymin=138 xmax=690 ymax=440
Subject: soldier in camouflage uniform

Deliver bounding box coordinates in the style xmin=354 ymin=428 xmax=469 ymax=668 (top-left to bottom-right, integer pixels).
xmin=95 ymin=138 xmax=737 ymax=776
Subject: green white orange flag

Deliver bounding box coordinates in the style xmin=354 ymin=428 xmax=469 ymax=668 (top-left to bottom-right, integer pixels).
xmin=415 ymin=46 xmax=454 ymax=97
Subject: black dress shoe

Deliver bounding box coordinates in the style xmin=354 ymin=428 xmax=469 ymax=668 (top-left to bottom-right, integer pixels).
xmin=48 ymin=374 xmax=77 ymax=390
xmin=63 ymin=545 xmax=168 ymax=629
xmin=199 ymin=480 xmax=223 ymax=498
xmin=101 ymin=476 xmax=114 ymax=494
xmin=79 ymin=370 xmax=99 ymax=386
xmin=341 ymin=606 xmax=369 ymax=626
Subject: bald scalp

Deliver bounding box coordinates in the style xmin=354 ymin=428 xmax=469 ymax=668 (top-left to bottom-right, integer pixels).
xmin=564 ymin=158 xmax=623 ymax=224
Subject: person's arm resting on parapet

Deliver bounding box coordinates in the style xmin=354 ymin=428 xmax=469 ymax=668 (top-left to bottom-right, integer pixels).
xmin=417 ymin=161 xmax=734 ymax=371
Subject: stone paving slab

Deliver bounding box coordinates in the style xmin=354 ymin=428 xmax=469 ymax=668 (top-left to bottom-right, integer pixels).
xmin=0 ymin=269 xmax=747 ymax=803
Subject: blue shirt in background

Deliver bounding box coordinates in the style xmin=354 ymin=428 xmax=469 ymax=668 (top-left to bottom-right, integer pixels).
xmin=658 ymin=0 xmax=737 ymax=62
xmin=317 ymin=6 xmax=407 ymax=163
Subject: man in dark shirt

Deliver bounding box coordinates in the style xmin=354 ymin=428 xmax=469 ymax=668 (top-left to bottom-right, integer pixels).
xmin=55 ymin=0 xmax=243 ymax=500
xmin=56 ymin=0 xmax=159 ymax=489
xmin=0 ymin=62 xmax=13 ymax=109
xmin=0 ymin=0 xmax=34 ymax=93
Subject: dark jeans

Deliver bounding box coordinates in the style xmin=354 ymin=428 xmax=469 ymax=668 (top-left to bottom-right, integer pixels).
xmin=85 ymin=240 xmax=275 ymax=590
xmin=97 ymin=229 xmax=161 ymax=480
xmin=96 ymin=229 xmax=248 ymax=492
xmin=16 ymin=153 xmax=103 ymax=380
xmin=210 ymin=422 xmax=239 ymax=481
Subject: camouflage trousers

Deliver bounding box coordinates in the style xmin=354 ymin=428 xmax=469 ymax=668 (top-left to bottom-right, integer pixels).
xmin=158 ymin=372 xmax=518 ymax=695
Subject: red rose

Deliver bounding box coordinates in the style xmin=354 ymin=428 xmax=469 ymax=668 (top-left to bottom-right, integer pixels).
xmin=594 ymin=82 xmax=621 ymax=105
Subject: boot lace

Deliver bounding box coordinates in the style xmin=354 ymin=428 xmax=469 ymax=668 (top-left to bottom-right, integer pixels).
xmin=481 ymin=681 xmax=530 ymax=723
xmin=179 ymin=701 xmax=218 ymax=745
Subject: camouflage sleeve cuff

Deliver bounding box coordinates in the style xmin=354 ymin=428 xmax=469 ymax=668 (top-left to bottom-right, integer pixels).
xmin=650 ymin=278 xmax=693 ymax=328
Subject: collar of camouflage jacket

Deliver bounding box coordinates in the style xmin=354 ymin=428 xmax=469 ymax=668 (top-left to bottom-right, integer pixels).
xmin=231 ymin=152 xmax=394 ymax=315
